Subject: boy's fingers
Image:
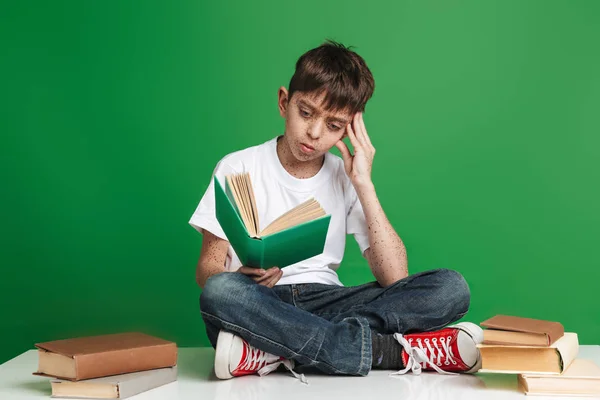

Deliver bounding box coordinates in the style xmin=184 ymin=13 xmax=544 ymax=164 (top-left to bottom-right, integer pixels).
xmin=346 ymin=122 xmax=360 ymax=151
xmin=238 ymin=266 xmax=266 ymax=277
xmin=359 ymin=112 xmax=373 ymax=148
xmin=255 ymin=267 xmax=279 ymax=283
xmin=265 ymin=270 xmax=284 ymax=288
xmin=335 ymin=141 xmax=353 ymax=173
xmin=353 ymin=112 xmax=368 ymax=148
xmin=335 ymin=140 xmax=352 ymax=159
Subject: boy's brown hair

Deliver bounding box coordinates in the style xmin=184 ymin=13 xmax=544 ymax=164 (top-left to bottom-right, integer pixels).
xmin=287 ymin=39 xmax=375 ymax=116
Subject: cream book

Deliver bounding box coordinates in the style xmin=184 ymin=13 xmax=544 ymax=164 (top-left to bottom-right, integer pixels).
xmin=518 ymin=359 xmax=600 ymax=396
xmin=50 ymin=366 xmax=177 ymax=399
xmin=477 ymin=332 xmax=579 ymax=374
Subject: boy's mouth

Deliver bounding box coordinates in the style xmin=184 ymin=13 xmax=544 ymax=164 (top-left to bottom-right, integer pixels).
xmin=300 ymin=143 xmax=316 ymax=154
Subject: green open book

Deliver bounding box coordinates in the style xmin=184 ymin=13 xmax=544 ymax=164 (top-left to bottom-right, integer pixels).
xmin=214 ymin=172 xmax=331 ymax=268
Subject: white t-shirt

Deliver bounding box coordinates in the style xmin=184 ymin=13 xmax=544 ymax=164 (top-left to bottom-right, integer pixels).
xmin=188 ymin=135 xmax=370 ymax=286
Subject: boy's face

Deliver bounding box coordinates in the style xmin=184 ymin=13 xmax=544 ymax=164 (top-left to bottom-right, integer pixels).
xmin=278 ymin=87 xmax=354 ymax=162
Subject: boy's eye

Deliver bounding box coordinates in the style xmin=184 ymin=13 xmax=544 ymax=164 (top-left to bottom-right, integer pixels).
xmin=299 ymin=109 xmax=340 ymax=130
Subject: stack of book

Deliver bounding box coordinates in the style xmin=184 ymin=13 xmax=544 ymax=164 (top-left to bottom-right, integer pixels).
xmin=33 ymin=332 xmax=178 ymax=399
xmin=477 ymin=315 xmax=600 ymax=396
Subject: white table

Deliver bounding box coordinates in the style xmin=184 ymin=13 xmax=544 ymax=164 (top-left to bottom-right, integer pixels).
xmin=1 ymin=346 xmax=599 ymax=399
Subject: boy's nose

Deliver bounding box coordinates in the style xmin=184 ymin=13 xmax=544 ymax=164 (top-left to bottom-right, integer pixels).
xmin=307 ymin=121 xmax=324 ymax=140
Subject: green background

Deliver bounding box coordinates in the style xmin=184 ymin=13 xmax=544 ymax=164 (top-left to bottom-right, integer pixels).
xmin=2 ymin=1 xmax=599 ymax=364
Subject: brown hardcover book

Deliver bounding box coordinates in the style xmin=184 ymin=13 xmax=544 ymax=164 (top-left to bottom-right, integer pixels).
xmin=518 ymin=359 xmax=600 ymax=396
xmin=33 ymin=332 xmax=177 ymax=381
xmin=481 ymin=315 xmax=564 ymax=346
xmin=477 ymin=332 xmax=579 ymax=375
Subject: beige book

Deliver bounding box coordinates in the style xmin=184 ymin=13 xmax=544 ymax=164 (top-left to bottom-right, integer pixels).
xmin=477 ymin=332 xmax=579 ymax=374
xmin=51 ymin=366 xmax=177 ymax=399
xmin=225 ymin=172 xmax=326 ymax=238
xmin=483 ymin=329 xmax=551 ymax=347
xmin=518 ymin=359 xmax=600 ymax=396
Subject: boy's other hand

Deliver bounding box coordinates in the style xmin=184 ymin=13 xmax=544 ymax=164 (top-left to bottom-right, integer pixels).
xmin=238 ymin=266 xmax=283 ymax=288
xmin=335 ymin=111 xmax=375 ymax=188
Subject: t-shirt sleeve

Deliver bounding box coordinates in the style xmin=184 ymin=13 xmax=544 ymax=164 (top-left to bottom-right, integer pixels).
xmin=345 ymin=184 xmax=371 ymax=255
xmin=188 ymin=157 xmax=237 ymax=241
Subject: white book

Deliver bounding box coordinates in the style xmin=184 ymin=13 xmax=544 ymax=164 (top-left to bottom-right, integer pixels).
xmin=50 ymin=366 xmax=177 ymax=399
xmin=518 ymin=359 xmax=600 ymax=396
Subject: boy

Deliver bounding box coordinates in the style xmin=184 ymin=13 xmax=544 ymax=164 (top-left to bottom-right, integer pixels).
xmin=189 ymin=40 xmax=483 ymax=382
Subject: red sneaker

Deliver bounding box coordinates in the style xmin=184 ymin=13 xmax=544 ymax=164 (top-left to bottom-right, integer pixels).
xmin=214 ymin=330 xmax=307 ymax=383
xmin=391 ymin=322 xmax=484 ymax=375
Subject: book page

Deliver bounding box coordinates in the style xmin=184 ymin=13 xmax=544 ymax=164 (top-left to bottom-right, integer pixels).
xmin=273 ymin=208 xmax=325 ymax=231
xmin=244 ymin=173 xmax=260 ymax=236
xmin=239 ymin=173 xmax=258 ymax=236
xmin=226 ymin=175 xmax=244 ymax=221
xmin=264 ymin=198 xmax=316 ymax=225
xmin=226 ymin=174 xmax=327 ymax=238
xmin=259 ymin=200 xmax=316 ymax=236
xmin=236 ymin=174 xmax=256 ymax=237
xmin=260 ymin=201 xmax=325 ymax=237
xmin=227 ymin=175 xmax=253 ymax=236
xmin=234 ymin=174 xmax=249 ymax=233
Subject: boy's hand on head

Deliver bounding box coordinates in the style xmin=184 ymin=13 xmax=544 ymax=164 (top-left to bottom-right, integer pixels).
xmin=238 ymin=266 xmax=283 ymax=288
xmin=334 ymin=112 xmax=376 ymax=189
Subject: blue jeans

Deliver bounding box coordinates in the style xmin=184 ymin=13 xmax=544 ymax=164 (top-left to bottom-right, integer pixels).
xmin=199 ymin=268 xmax=470 ymax=376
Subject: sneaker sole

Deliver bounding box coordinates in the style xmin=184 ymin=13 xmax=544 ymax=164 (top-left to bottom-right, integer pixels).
xmin=214 ymin=330 xmax=235 ymax=379
xmin=448 ymin=322 xmax=484 ymax=373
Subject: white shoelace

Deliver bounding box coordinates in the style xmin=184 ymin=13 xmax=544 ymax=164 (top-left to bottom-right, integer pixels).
xmin=242 ymin=346 xmax=308 ymax=384
xmin=258 ymin=358 xmax=308 ymax=384
xmin=389 ymin=333 xmax=459 ymax=376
